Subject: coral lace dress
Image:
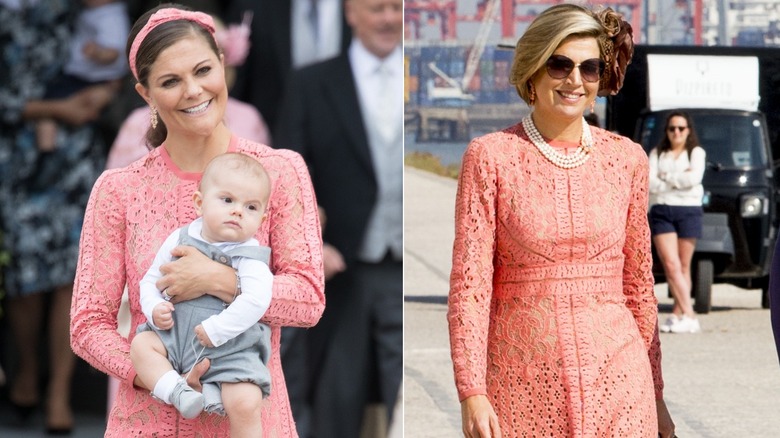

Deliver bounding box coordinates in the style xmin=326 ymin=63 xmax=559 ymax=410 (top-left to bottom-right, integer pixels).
xmin=448 ymin=123 xmax=663 ymax=437
xmin=72 ymin=136 xmax=324 ymax=437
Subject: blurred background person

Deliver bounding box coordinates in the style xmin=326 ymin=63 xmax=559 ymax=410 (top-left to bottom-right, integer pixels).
xmin=223 ymin=0 xmax=351 ymax=433
xmin=649 ymin=111 xmax=706 ymax=334
xmin=35 ymin=0 xmax=130 ymax=152
xmin=126 ymin=0 xmax=224 ymax=20
xmin=225 ymin=0 xmax=352 ymax=139
xmin=0 ymin=0 xmax=114 ymax=434
xmin=275 ymin=0 xmax=403 ymax=436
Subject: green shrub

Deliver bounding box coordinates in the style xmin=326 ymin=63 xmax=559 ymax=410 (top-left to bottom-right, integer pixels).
xmin=404 ymin=152 xmax=459 ymax=179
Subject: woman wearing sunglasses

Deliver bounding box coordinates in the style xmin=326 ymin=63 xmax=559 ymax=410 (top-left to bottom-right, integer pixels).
xmin=649 ymin=111 xmax=706 ymax=334
xmin=448 ymin=4 xmax=675 ymax=437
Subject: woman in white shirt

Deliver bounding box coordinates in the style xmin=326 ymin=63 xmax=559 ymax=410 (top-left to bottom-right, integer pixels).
xmin=649 ymin=111 xmax=706 ymax=334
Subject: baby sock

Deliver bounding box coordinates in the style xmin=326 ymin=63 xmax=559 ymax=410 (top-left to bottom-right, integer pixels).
xmin=153 ymin=370 xmax=181 ymax=404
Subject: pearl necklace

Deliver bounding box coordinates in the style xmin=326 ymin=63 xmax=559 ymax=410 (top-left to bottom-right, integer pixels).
xmin=522 ymin=115 xmax=594 ymax=169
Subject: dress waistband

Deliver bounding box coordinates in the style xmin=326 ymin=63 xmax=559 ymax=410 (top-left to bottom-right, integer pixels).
xmin=493 ymin=261 xmax=625 ymax=297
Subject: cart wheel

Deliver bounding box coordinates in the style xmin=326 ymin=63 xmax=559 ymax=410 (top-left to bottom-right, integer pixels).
xmin=693 ymin=259 xmax=713 ymax=314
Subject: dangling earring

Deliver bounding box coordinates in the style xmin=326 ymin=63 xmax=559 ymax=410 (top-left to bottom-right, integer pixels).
xmin=528 ymin=83 xmax=536 ymax=106
xmin=590 ymin=100 xmax=596 ymax=114
xmin=150 ymin=106 xmax=158 ymax=129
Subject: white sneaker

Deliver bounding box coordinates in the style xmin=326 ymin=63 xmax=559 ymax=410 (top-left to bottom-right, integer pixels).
xmin=659 ymin=315 xmax=679 ymax=333
xmin=669 ymin=315 xmax=701 ymax=334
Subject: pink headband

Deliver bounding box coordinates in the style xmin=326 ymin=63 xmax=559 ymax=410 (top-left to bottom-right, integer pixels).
xmin=128 ymin=8 xmax=217 ymax=80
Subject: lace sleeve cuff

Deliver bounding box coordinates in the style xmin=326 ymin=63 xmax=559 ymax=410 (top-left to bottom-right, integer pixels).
xmin=458 ymin=386 xmax=487 ymax=402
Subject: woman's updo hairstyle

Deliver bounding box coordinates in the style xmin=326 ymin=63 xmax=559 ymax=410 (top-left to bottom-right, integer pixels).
xmin=508 ymin=4 xmax=634 ymax=105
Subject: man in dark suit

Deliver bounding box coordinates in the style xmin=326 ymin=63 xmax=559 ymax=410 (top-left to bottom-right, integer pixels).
xmin=225 ymin=0 xmax=352 ymax=138
xmin=221 ymin=4 xmax=351 ymax=433
xmin=274 ymin=0 xmax=403 ymax=436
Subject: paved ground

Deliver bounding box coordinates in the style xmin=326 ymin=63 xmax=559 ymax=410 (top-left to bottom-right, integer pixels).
xmin=404 ymin=166 xmax=780 ymax=438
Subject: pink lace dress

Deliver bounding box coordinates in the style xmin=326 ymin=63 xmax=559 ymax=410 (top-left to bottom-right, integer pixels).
xmin=71 ymin=136 xmax=324 ymax=437
xmin=448 ymin=124 xmax=663 ymax=437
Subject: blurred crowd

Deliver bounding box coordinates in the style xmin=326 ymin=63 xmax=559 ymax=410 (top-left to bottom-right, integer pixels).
xmin=0 ymin=0 xmax=402 ymax=437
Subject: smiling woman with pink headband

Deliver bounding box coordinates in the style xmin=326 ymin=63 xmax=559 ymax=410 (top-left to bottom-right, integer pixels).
xmin=105 ymin=11 xmax=270 ymax=170
xmin=70 ymin=3 xmax=325 ymax=436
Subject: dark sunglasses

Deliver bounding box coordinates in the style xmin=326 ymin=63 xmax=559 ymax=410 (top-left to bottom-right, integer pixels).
xmin=545 ymin=54 xmax=605 ymax=83
xmin=667 ymin=126 xmax=688 ymax=133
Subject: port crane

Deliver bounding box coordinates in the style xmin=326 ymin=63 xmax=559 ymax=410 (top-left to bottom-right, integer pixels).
xmin=405 ymin=0 xmax=642 ymax=42
xmin=425 ymin=0 xmax=500 ymax=103
xmin=406 ymin=0 xmax=645 ymax=140
xmin=408 ymin=0 xmax=641 ymax=103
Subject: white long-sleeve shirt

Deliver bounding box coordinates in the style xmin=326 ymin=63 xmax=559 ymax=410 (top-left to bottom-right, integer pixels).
xmin=648 ymin=146 xmax=706 ymax=207
xmin=139 ymin=218 xmax=273 ymax=347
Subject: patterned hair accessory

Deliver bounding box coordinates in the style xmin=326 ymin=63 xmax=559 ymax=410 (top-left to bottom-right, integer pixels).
xmin=595 ymin=8 xmax=634 ymax=96
xmin=129 ymin=8 xmax=216 ymax=80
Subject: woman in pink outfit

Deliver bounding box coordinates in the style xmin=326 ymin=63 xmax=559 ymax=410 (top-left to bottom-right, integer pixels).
xmin=70 ymin=4 xmax=324 ymax=436
xmin=447 ymin=5 xmax=675 ymax=438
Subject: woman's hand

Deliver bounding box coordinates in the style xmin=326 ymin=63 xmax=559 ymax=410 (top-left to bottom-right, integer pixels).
xmin=156 ymin=245 xmax=236 ymax=303
xmin=656 ymin=398 xmax=676 ymax=438
xmin=461 ymin=395 xmax=501 ymax=438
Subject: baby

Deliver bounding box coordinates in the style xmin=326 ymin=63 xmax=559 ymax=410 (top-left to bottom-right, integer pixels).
xmin=130 ymin=152 xmax=273 ymax=435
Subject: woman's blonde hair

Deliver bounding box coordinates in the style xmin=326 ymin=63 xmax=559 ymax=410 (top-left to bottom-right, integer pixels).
xmin=509 ymin=4 xmax=631 ymax=104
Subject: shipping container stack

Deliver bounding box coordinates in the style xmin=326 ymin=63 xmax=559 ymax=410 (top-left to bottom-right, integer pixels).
xmin=405 ymin=43 xmax=516 ymax=109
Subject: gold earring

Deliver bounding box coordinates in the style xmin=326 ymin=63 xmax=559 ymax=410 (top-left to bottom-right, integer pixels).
xmin=590 ymin=100 xmax=596 ymax=114
xmin=150 ymin=106 xmax=158 ymax=129
xmin=529 ymin=84 xmax=536 ymax=106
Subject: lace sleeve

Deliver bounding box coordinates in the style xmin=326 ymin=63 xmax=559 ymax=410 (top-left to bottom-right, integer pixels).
xmin=261 ymin=149 xmax=326 ymax=327
xmin=621 ymin=144 xmax=664 ymax=400
xmin=448 ymin=139 xmax=498 ymax=401
xmin=71 ymin=172 xmax=136 ymax=383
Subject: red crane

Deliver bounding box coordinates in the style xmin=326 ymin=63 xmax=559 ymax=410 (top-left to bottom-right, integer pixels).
xmin=405 ymin=0 xmax=643 ymax=42
xmin=405 ymin=1 xmax=458 ymax=40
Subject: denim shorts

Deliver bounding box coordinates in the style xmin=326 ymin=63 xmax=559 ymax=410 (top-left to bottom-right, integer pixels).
xmin=649 ymin=204 xmax=703 ymax=238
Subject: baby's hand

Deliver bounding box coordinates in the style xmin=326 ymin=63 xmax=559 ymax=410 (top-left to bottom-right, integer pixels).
xmin=152 ymin=301 xmax=175 ymax=330
xmin=194 ymin=324 xmax=214 ymax=348
xmin=82 ymin=41 xmax=99 ymax=61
